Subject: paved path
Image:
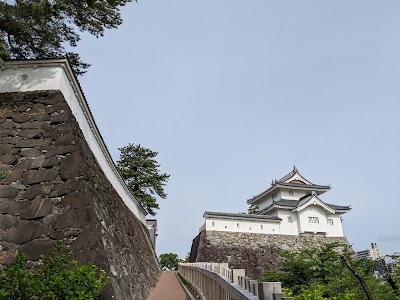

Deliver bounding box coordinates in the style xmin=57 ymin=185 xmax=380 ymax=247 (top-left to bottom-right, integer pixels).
xmin=147 ymin=271 xmax=189 ymax=300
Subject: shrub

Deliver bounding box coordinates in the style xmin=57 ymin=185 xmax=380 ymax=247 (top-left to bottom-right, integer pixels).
xmin=0 ymin=241 xmax=108 ymax=300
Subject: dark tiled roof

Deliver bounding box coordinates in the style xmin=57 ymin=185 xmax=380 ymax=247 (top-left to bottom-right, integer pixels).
xmin=247 ymin=168 xmax=331 ymax=204
xmin=277 ymin=182 xmax=331 ymax=190
xmin=204 ymin=211 xmax=281 ymax=221
xmin=257 ymin=196 xmax=351 ymax=214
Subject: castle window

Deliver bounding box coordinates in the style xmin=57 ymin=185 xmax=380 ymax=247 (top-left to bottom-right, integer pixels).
xmin=237 ymin=223 xmax=240 ymax=228
xmin=212 ymin=221 xmax=215 ymax=226
xmin=328 ymin=219 xmax=334 ymax=225
xmin=308 ymin=217 xmax=319 ymax=224
xmin=287 ymin=216 xmax=292 ymax=223
xmin=289 ymin=190 xmax=294 ymax=196
xmin=261 ymin=225 xmax=263 ymax=229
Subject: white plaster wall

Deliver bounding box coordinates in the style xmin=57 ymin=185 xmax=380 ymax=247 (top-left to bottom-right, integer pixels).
xmin=277 ymin=210 xmax=298 ymax=235
xmin=0 ymin=63 xmax=147 ymax=223
xmin=298 ymin=205 xmax=328 ymax=234
xmin=205 ymin=218 xmax=280 ymax=234
xmin=257 ymin=195 xmax=272 ymax=210
xmin=281 ymin=189 xmax=309 ymax=200
xmin=325 ymin=214 xmax=344 ymax=237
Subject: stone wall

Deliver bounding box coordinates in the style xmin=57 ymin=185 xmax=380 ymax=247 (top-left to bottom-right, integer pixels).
xmin=190 ymin=230 xmax=349 ymax=279
xmin=0 ymin=91 xmax=160 ymax=299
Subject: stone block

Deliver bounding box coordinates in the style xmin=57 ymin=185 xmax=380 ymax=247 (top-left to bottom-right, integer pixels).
xmin=19 ymin=148 xmax=44 ymax=157
xmin=61 ymin=191 xmax=92 ymax=209
xmin=0 ymin=214 xmax=19 ymax=229
xmin=44 ymin=145 xmax=75 ymax=158
xmin=3 ymin=221 xmax=47 ymax=244
xmin=50 ymin=111 xmax=70 ymax=124
xmin=22 ymin=169 xmax=58 ymax=185
xmin=15 ymin=139 xmax=52 ymax=148
xmin=0 ymin=129 xmax=16 ymax=137
xmin=0 ymin=170 xmax=22 ymax=185
xmin=54 ymin=133 xmax=75 ymax=146
xmin=0 ymin=185 xmax=19 ymax=198
xmin=0 ymin=154 xmax=16 ymax=165
xmin=23 ymin=184 xmax=46 ymax=200
xmin=49 ymin=179 xmax=87 ymax=197
xmin=0 ymin=137 xmax=21 ymax=144
xmin=14 ymin=157 xmax=59 ymax=171
xmin=18 ymin=129 xmax=42 ymax=139
xmin=19 ymin=239 xmax=55 ymax=260
xmin=20 ymin=121 xmax=48 ymax=129
xmin=45 ymin=102 xmax=68 ymax=114
xmin=0 ymin=144 xmax=13 ymax=155
xmin=60 ymin=152 xmax=84 ymax=180
xmin=31 ymin=114 xmax=51 ymax=121
xmin=53 ymin=207 xmax=93 ymax=229
xmin=0 ymin=120 xmax=15 ymax=129
xmin=12 ymin=113 xmax=30 ymax=123
xmin=20 ymin=198 xmax=53 ymax=220
xmin=0 ymin=200 xmax=21 ymax=214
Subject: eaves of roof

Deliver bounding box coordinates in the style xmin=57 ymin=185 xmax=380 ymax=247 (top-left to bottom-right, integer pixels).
xmin=204 ymin=211 xmax=281 ymax=222
xmin=247 ymin=182 xmax=331 ymax=204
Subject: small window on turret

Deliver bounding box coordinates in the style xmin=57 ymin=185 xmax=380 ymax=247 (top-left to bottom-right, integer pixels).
xmin=237 ymin=223 xmax=240 ymax=228
xmin=212 ymin=221 xmax=215 ymax=226
xmin=287 ymin=216 xmax=293 ymax=223
xmin=328 ymin=219 xmax=334 ymax=225
xmin=289 ymin=190 xmax=294 ymax=196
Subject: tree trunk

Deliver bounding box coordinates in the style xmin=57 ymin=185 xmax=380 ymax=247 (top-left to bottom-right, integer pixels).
xmin=340 ymin=254 xmax=373 ymax=300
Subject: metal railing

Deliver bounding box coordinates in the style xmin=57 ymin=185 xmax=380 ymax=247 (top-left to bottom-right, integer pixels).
xmin=178 ymin=262 xmax=294 ymax=300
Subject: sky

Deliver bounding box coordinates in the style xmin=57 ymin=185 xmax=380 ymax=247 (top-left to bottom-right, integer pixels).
xmin=77 ymin=1 xmax=400 ymax=257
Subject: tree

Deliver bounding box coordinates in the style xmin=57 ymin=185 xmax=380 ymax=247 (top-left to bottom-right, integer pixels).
xmin=248 ymin=204 xmax=259 ymax=214
xmin=116 ymin=143 xmax=170 ymax=216
xmin=0 ymin=0 xmax=133 ymax=75
xmin=262 ymin=243 xmax=397 ymax=300
xmin=159 ymin=253 xmax=180 ymax=271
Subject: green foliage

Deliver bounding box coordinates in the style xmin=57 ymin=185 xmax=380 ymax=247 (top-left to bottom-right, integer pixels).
xmin=0 ymin=0 xmax=134 ymax=75
xmin=117 ymin=143 xmax=170 ymax=216
xmin=159 ymin=253 xmax=180 ymax=271
xmin=248 ymin=204 xmax=259 ymax=214
xmin=0 ymin=171 xmax=9 ymax=181
xmin=294 ymin=285 xmax=356 ymax=300
xmin=0 ymin=241 xmax=108 ymax=299
xmin=262 ymin=243 xmax=397 ymax=300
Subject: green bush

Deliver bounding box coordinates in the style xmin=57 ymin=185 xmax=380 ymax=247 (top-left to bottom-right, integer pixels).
xmin=0 ymin=241 xmax=108 ymax=300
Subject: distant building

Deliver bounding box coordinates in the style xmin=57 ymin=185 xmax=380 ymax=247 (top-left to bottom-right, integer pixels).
xmin=146 ymin=219 xmax=158 ymax=248
xmin=356 ymin=243 xmax=381 ymax=260
xmin=200 ymin=167 xmax=351 ymax=237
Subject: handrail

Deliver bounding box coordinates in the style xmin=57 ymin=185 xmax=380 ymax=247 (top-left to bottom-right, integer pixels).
xmin=178 ymin=262 xmax=294 ymax=300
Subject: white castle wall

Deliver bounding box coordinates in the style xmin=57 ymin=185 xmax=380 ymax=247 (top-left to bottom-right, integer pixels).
xmin=0 ymin=59 xmax=147 ymax=223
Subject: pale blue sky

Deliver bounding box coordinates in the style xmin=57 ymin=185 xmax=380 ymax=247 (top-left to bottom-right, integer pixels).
xmin=78 ymin=1 xmax=400 ymax=257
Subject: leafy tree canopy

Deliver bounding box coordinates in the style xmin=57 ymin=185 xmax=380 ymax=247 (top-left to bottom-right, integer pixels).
xmin=262 ymin=243 xmax=398 ymax=300
xmin=116 ymin=143 xmax=170 ymax=216
xmin=0 ymin=0 xmax=133 ymax=75
xmin=159 ymin=253 xmax=180 ymax=271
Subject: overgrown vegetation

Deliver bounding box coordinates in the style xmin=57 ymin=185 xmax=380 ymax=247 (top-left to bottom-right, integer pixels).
xmin=0 ymin=241 xmax=108 ymax=300
xmin=262 ymin=243 xmax=400 ymax=300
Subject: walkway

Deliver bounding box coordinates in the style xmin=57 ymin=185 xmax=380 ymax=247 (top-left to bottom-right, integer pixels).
xmin=147 ymin=271 xmax=190 ymax=300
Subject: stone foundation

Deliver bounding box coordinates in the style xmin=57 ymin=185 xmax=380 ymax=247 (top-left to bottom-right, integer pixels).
xmin=0 ymin=91 xmax=160 ymax=299
xmin=190 ymin=230 xmax=348 ymax=279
